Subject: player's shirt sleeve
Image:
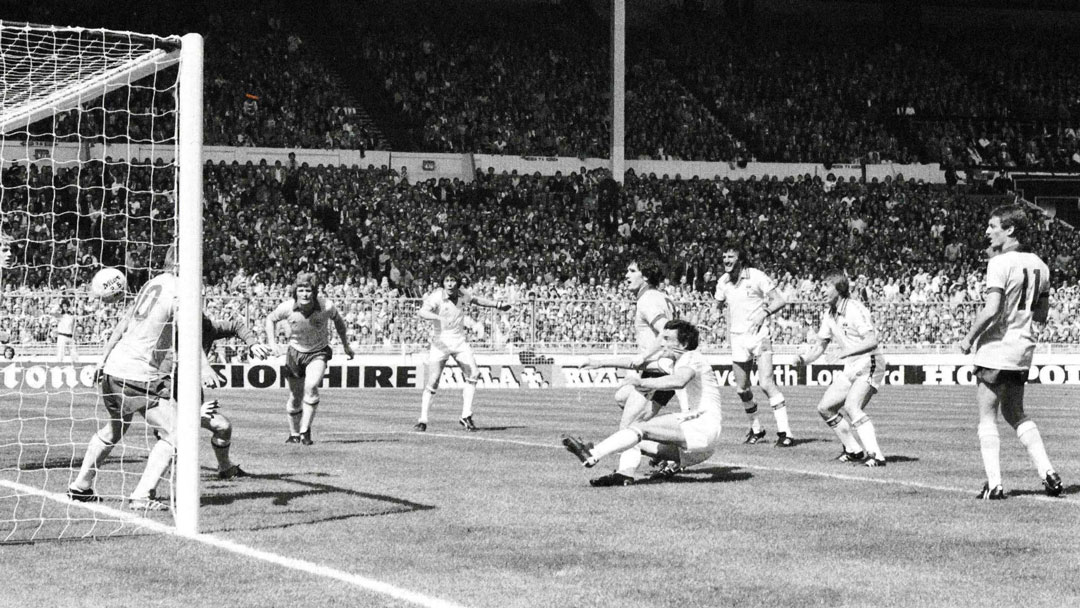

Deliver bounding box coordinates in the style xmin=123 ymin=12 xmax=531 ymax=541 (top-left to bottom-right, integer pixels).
xmin=984 ymin=256 xmax=1008 ymax=296
xmin=848 ymin=301 xmax=876 ymax=336
xmin=421 ymin=291 xmax=441 ymax=314
xmin=641 ymin=291 xmax=673 ymax=333
xmin=750 ymin=268 xmax=776 ymax=297
xmin=816 ymin=310 xmax=833 ymax=342
xmin=267 ymin=301 xmax=291 ymax=323
xmin=714 ymin=275 xmax=730 ymax=302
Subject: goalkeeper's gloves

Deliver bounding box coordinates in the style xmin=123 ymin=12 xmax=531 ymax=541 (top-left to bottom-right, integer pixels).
xmin=200 ymin=400 xmax=220 ymax=421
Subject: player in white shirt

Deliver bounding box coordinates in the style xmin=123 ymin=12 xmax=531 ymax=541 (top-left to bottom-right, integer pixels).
xmin=414 ymin=269 xmax=511 ymax=432
xmin=959 ymin=205 xmax=1062 ymax=499
xmin=265 ymin=272 xmax=354 ymax=445
xmin=54 ymin=299 xmax=79 ymax=364
xmin=794 ymin=270 xmax=887 ymax=467
xmin=581 ymin=259 xmax=679 ymax=486
xmin=714 ymin=246 xmax=792 ymax=446
xmin=67 ymin=249 xmax=181 ymax=511
xmin=563 ymin=320 xmax=721 ymax=479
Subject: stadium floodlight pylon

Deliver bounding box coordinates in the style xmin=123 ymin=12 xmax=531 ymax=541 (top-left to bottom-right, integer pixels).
xmin=0 ymin=22 xmax=203 ymax=541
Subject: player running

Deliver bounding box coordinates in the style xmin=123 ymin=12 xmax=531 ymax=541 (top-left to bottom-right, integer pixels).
xmin=265 ymin=272 xmax=354 ymax=446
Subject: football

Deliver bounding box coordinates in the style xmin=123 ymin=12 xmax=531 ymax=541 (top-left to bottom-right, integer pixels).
xmin=90 ymin=267 xmax=127 ymax=303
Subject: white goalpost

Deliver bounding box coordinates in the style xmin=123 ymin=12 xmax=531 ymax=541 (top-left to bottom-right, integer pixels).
xmin=0 ymin=22 xmax=203 ymax=541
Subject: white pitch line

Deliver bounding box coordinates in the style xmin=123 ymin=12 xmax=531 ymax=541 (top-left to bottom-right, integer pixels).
xmin=332 ymin=430 xmax=1076 ymax=505
xmin=0 ymin=479 xmax=469 ymax=608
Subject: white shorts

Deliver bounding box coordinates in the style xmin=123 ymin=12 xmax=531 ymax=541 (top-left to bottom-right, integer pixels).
xmin=677 ymin=407 xmax=722 ymax=468
xmin=730 ymin=329 xmax=772 ymax=364
xmin=428 ymin=334 xmax=477 ymax=380
xmin=836 ymin=354 xmax=888 ymax=391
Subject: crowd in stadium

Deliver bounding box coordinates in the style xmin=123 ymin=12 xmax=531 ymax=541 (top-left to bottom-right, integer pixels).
xmin=4 ymin=157 xmax=1080 ymax=354
xmin=4 ymin=0 xmax=1080 ymax=357
xmin=11 ymin=1 xmax=1080 ymax=168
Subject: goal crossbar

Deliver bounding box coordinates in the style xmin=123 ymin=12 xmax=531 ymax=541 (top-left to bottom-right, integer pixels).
xmin=0 ymin=22 xmax=180 ymax=134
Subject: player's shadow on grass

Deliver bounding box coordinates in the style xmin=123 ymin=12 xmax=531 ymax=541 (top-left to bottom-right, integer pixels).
xmin=652 ymin=466 xmax=753 ymax=484
xmin=472 ymin=425 xmax=527 ymax=432
xmin=884 ymin=455 xmax=919 ymax=464
xmin=200 ymin=472 xmax=436 ymax=532
xmin=328 ymin=438 xmax=403 ymax=445
xmin=1008 ymin=484 xmax=1079 ymax=498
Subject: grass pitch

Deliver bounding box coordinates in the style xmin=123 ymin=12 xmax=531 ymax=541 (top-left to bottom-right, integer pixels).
xmin=2 ymin=385 xmax=1079 ymax=607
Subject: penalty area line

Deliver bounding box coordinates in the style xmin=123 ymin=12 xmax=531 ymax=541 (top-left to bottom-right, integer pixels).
xmin=0 ymin=479 xmax=470 ymax=608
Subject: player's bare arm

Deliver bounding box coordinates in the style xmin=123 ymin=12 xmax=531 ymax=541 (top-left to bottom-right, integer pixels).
xmin=959 ymin=290 xmax=1004 ymax=354
xmin=627 ymin=366 xmax=695 ymax=391
xmin=470 ymin=294 xmax=512 ymax=311
xmin=748 ymin=288 xmax=787 ymax=333
xmin=795 ymin=337 xmax=830 ymax=366
xmin=332 ymin=313 xmax=354 ymax=359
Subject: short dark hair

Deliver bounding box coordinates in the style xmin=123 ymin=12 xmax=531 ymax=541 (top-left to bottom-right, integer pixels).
xmin=991 ymin=204 xmax=1030 ymax=243
xmin=633 ymin=258 xmax=665 ymax=287
xmin=664 ymin=318 xmax=699 ymax=351
xmin=722 ymin=244 xmax=753 ymax=267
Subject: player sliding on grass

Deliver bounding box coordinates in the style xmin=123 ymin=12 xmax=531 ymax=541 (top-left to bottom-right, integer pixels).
xmin=581 ymin=259 xmax=680 ymax=486
xmin=563 ymin=320 xmax=721 ymax=482
xmin=793 ymin=270 xmax=887 ymax=467
xmin=414 ymin=268 xmax=511 ymax=432
xmin=959 ymin=204 xmax=1063 ymax=500
xmin=266 ymin=272 xmax=354 ymax=446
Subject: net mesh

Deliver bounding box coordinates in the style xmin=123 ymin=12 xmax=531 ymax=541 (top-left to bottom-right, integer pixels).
xmin=1 ymin=22 xmax=183 ymax=543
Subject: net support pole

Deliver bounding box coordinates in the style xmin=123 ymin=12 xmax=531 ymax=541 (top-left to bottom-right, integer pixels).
xmin=174 ymin=32 xmax=204 ymax=536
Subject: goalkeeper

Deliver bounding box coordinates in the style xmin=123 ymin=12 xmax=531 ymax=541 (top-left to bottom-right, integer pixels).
xmin=200 ymin=312 xmax=273 ymax=479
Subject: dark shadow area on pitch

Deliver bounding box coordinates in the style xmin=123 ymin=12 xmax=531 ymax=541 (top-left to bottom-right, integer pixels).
xmin=644 ymin=466 xmax=753 ymax=485
xmin=326 ymin=438 xmax=403 ymax=445
xmin=1007 ymin=483 xmax=1078 ymax=498
xmin=472 ymin=425 xmax=527 ymax=432
xmin=199 ymin=471 xmax=436 ymax=532
xmin=16 ymin=454 xmax=145 ymax=472
xmin=884 ymin=455 xmax=919 ymax=464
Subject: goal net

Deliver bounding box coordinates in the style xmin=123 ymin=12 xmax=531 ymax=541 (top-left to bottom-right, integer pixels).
xmin=0 ymin=22 xmax=203 ymax=542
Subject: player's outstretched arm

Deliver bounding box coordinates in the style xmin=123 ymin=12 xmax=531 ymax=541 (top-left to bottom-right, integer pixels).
xmin=472 ymin=294 xmax=511 ymax=311
xmin=627 ymin=366 xmax=694 ymax=391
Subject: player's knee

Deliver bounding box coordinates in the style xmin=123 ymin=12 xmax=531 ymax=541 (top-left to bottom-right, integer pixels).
xmin=614 ymin=384 xmax=636 ymax=407
xmin=769 ymin=393 xmax=786 ymax=409
xmin=285 ymin=399 xmax=301 ymax=416
xmin=211 ymin=427 xmax=232 ymax=447
xmin=1002 ymin=406 xmax=1027 ymax=429
xmin=303 ymin=395 xmax=320 ymax=409
xmin=94 ymin=430 xmax=120 ymax=447
xmin=818 ymin=402 xmax=842 ymax=419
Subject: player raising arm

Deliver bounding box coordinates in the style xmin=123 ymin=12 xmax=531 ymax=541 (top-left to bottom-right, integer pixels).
xmin=265 ymin=272 xmax=354 ymax=446
xmin=563 ymin=320 xmax=721 ymax=480
xmin=414 ymin=269 xmax=511 ymax=432
xmin=958 ymin=204 xmax=1062 ymax=499
xmin=794 ymin=270 xmax=887 ymax=467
